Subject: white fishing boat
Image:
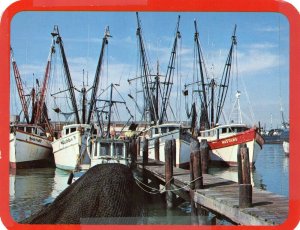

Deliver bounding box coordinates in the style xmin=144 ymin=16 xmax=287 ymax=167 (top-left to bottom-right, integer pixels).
xmin=87 ymin=137 xmax=130 ymax=167
xmin=281 ymin=129 xmax=289 ymax=156
xmin=10 ymin=123 xmax=53 ymax=169
xmin=52 ymin=124 xmax=92 ymax=171
xmin=198 ymin=123 xmax=264 ymax=167
xmin=10 ymin=44 xmax=55 ymax=169
xmin=142 ymin=123 xmax=194 ymax=168
xmin=48 ymin=26 xmax=111 ymax=171
xmin=130 ymin=14 xmax=194 ymax=168
xmin=185 ymin=23 xmax=264 ymax=168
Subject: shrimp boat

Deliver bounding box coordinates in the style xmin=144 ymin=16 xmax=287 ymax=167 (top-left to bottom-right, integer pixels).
xmin=184 ymin=22 xmax=264 ymax=167
xmin=130 ymin=13 xmax=194 ymax=168
xmin=50 ymin=26 xmax=111 ymax=171
xmin=10 ymin=122 xmax=53 ymax=169
xmin=86 ymin=83 xmax=135 ymax=168
xmin=10 ymin=45 xmax=54 ymax=169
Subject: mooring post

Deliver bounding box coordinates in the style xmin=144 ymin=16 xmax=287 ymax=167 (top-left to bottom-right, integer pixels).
xmin=189 ymin=139 xmax=204 ymax=225
xmin=200 ymin=139 xmax=209 ymax=174
xmin=130 ymin=138 xmax=137 ymax=168
xmin=142 ymin=138 xmax=148 ymax=166
xmin=172 ymin=139 xmax=176 ymax=167
xmin=165 ymin=139 xmax=175 ymax=209
xmin=137 ymin=136 xmax=141 ymax=156
xmin=154 ymin=138 xmax=160 ymax=161
xmin=238 ymin=144 xmax=252 ymax=208
xmin=190 ymin=140 xmax=203 ymax=189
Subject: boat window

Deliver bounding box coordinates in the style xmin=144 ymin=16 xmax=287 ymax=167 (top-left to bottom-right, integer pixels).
xmin=66 ymin=129 xmax=69 ymax=135
xmin=154 ymin=128 xmax=158 ymax=134
xmin=100 ymin=143 xmax=110 ymax=156
xmin=161 ymin=127 xmax=168 ymax=134
xmin=169 ymin=127 xmax=176 ymax=132
xmin=114 ymin=143 xmax=124 ymax=157
xmin=26 ymin=127 xmax=33 ymax=133
xmin=222 ymin=128 xmax=227 ymax=134
xmin=70 ymin=128 xmax=76 ymax=133
xmin=17 ymin=126 xmax=24 ymax=131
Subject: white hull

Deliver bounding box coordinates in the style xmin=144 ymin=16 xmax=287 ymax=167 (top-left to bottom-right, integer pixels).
xmin=52 ymin=131 xmax=81 ymax=171
xmin=198 ymin=124 xmax=264 ymax=167
xmin=9 ymin=131 xmax=52 ymax=168
xmin=52 ymin=124 xmax=91 ymax=171
xmin=145 ymin=128 xmax=193 ymax=168
xmin=282 ymin=141 xmax=289 ymax=155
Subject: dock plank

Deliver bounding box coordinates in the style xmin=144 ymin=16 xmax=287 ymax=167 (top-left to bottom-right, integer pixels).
xmin=137 ymin=159 xmax=288 ymax=225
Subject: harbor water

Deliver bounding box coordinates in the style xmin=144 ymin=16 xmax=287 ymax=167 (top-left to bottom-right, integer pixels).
xmin=9 ymin=143 xmax=289 ymax=224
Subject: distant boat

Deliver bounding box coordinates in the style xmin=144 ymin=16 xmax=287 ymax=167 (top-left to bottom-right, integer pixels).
xmin=281 ymin=129 xmax=289 ymax=156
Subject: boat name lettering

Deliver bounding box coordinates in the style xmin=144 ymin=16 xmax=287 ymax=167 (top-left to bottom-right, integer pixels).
xmin=221 ymin=137 xmax=237 ymax=144
xmin=61 ymin=136 xmax=76 ymax=144
xmin=29 ymin=136 xmax=42 ymax=143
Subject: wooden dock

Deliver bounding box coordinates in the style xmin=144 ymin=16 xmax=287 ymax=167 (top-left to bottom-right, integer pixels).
xmin=136 ymin=159 xmax=289 ymax=225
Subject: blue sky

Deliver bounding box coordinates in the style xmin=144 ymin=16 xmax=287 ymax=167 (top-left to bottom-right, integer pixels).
xmin=10 ymin=12 xmax=289 ymax=129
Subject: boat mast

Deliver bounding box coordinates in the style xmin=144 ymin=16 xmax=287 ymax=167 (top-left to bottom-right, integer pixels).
xmin=87 ymin=26 xmax=111 ymax=124
xmin=33 ymin=37 xmax=55 ymax=136
xmin=136 ymin=12 xmax=158 ymax=125
xmin=51 ymin=25 xmax=81 ymax=124
xmin=10 ymin=47 xmax=30 ymax=124
xmin=106 ymin=83 xmax=114 ymax=138
xmin=194 ymin=20 xmax=210 ymax=129
xmin=159 ymin=15 xmax=181 ymax=124
xmin=215 ymin=25 xmax=237 ymax=125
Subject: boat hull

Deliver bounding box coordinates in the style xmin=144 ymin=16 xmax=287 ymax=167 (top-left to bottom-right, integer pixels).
xmin=146 ymin=130 xmax=194 ymax=169
xmin=198 ymin=129 xmax=263 ymax=168
xmin=282 ymin=141 xmax=289 ymax=156
xmin=52 ymin=131 xmax=82 ymax=171
xmin=9 ymin=131 xmax=52 ymax=169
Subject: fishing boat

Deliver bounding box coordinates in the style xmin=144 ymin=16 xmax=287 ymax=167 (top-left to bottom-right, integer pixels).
xmin=85 ymin=83 xmax=135 ymax=168
xmin=143 ymin=123 xmax=194 ymax=168
xmin=184 ymin=22 xmax=264 ymax=168
xmin=10 ymin=45 xmax=54 ymax=169
xmin=49 ymin=26 xmax=111 ymax=171
xmin=130 ymin=13 xmax=194 ymax=168
xmin=10 ymin=122 xmax=53 ymax=169
xmin=281 ymin=129 xmax=289 ymax=156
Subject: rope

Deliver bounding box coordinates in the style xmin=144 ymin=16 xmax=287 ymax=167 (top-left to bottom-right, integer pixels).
xmin=134 ymin=175 xmax=203 ymax=195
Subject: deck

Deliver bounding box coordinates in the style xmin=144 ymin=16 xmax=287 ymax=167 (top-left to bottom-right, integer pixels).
xmin=137 ymin=159 xmax=289 ymax=225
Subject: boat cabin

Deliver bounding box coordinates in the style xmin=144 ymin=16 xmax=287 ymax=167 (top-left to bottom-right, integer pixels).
xmin=10 ymin=124 xmax=47 ymax=137
xmin=199 ymin=124 xmax=249 ymax=139
xmin=89 ymin=138 xmax=130 ymax=167
xmin=60 ymin=124 xmax=92 ymax=136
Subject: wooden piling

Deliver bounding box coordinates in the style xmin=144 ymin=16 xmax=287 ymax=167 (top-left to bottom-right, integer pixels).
xmin=137 ymin=137 xmax=141 ymax=156
xmin=142 ymin=138 xmax=148 ymax=166
xmin=154 ymin=138 xmax=160 ymax=161
xmin=130 ymin=138 xmax=137 ymax=168
xmin=172 ymin=139 xmax=176 ymax=167
xmin=238 ymin=144 xmax=252 ymax=208
xmin=200 ymin=139 xmax=209 ymax=174
xmin=165 ymin=139 xmax=175 ymax=208
xmin=190 ymin=140 xmax=203 ymax=189
xmin=189 ymin=139 xmax=205 ymax=225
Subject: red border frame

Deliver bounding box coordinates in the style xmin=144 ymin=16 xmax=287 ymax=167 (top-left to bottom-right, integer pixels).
xmin=1 ymin=0 xmax=299 ymax=229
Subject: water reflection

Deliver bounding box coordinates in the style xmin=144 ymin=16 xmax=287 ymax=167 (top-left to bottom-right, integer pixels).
xmin=209 ymin=144 xmax=289 ymax=197
xmin=10 ymin=144 xmax=288 ymax=223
